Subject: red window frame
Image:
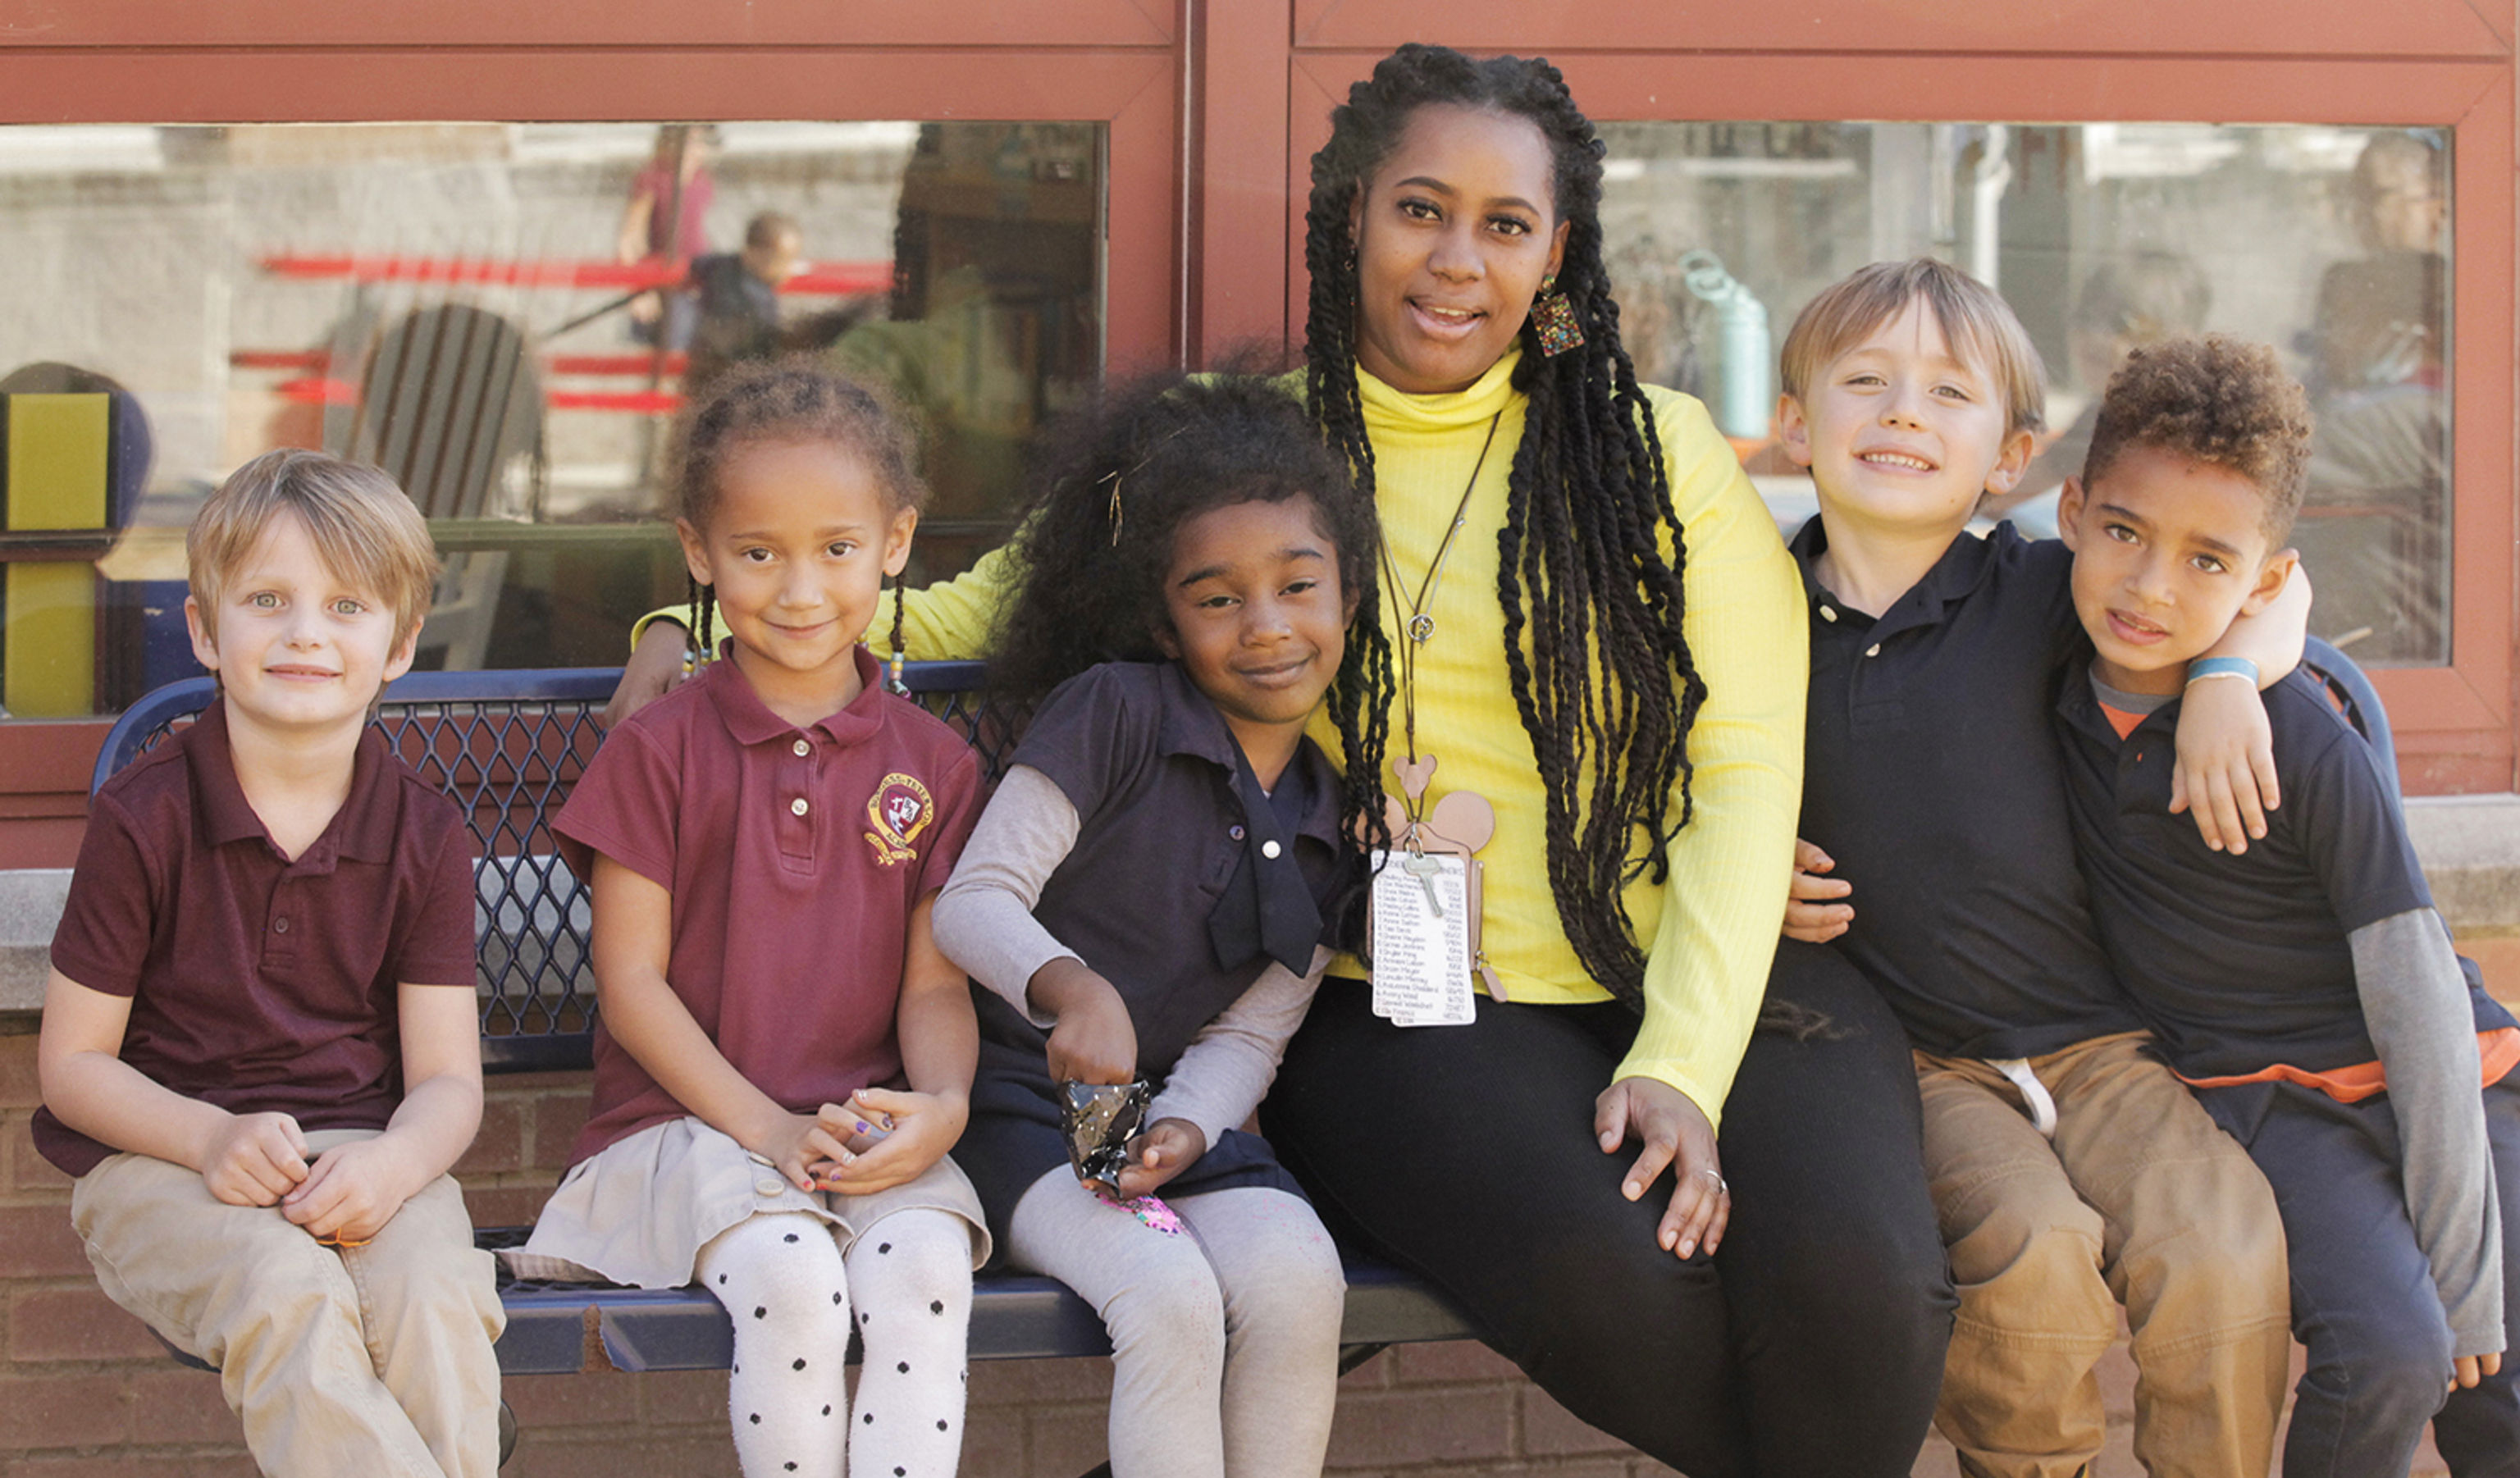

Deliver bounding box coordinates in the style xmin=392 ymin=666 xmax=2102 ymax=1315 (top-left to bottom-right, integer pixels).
xmin=1274 ymin=2 xmax=2515 ymax=794
xmin=0 ymin=5 xmax=1186 ymax=864
xmin=1 ymin=0 xmax=2513 ymax=870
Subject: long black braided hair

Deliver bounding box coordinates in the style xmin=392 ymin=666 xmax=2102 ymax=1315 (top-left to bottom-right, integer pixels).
xmin=672 ymin=356 xmax=928 ymax=663
xmin=1303 ymin=43 xmax=1705 ymax=1008
xmin=988 ymin=371 xmax=1395 ymax=942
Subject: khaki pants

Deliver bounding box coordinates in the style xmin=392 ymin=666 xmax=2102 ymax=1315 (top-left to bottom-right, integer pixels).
xmin=71 ymin=1128 xmax=504 ymax=1478
xmin=1918 ymin=1033 xmax=2290 ymax=1478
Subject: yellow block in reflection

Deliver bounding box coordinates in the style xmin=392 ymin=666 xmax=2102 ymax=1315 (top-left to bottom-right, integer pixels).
xmin=4 ymin=563 xmax=98 ymax=716
xmin=5 ymin=392 xmax=111 ymax=717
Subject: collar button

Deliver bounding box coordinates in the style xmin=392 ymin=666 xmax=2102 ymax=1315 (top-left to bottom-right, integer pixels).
xmin=792 ymin=738 xmax=810 ymax=757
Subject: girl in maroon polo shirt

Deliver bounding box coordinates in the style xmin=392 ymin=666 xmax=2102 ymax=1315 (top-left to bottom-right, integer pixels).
xmin=931 ymin=375 xmax=1389 ymax=1478
xmin=512 ymin=362 xmax=987 ymax=1478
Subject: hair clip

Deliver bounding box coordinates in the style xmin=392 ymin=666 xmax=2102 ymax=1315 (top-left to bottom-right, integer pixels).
xmin=1100 ymin=427 xmax=1189 ymax=547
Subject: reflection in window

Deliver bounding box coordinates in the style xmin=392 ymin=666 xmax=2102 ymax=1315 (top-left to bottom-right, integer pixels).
xmin=1598 ymin=121 xmax=2451 ymax=666
xmin=0 ymin=120 xmax=1102 ymax=716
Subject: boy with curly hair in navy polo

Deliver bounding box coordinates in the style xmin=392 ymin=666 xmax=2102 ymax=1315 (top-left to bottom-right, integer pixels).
xmin=2053 ymin=334 xmax=2518 ymax=1475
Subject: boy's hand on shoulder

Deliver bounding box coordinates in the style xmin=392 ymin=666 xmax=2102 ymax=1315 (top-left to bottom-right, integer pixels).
xmin=2170 ymin=674 xmax=2279 ymax=855
xmin=2454 ymin=1352 xmax=2504 ymax=1391
xmin=1112 ymin=1117 xmax=1205 ymax=1199
xmin=198 ymin=1111 xmax=311 ymax=1207
xmin=813 ymin=1086 xmax=964 ymax=1196
xmin=283 ymin=1134 xmax=422 ymax=1244
xmin=1783 ymin=838 xmax=1853 ymax=943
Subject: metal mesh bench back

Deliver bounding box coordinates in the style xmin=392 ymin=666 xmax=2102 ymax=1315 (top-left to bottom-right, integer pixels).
xmin=90 ymin=661 xmax=1004 ymax=1071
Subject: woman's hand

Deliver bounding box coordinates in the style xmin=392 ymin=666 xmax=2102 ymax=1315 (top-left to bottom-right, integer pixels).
xmin=2454 ymin=1352 xmax=2504 ymax=1391
xmin=814 ymin=1086 xmax=966 ymax=1195
xmin=1782 ymin=838 xmax=1853 ymax=943
xmin=600 ymin=621 xmax=692 ymax=730
xmin=2171 ymin=673 xmax=2278 ymax=855
xmin=1594 ymin=1076 xmax=1731 ymax=1260
xmin=1028 ymin=958 xmax=1139 ymax=1085
xmin=1112 ymin=1118 xmax=1206 ymax=1199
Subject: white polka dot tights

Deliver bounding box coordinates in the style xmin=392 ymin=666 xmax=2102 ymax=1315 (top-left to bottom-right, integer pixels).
xmin=694 ymin=1210 xmax=972 ymax=1478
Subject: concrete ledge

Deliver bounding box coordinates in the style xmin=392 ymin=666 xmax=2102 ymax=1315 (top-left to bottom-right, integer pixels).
xmin=2 ymin=792 xmax=2515 ymax=1014
xmin=2404 ymin=794 xmax=2520 ymax=934
xmin=0 ymin=868 xmax=69 ymax=1013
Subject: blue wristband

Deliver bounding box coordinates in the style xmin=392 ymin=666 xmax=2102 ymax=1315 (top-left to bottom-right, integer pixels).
xmin=2185 ymin=656 xmax=2260 ymax=686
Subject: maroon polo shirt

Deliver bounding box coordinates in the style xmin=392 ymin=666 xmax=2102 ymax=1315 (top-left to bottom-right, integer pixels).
xmin=35 ymin=701 xmax=480 ymax=1177
xmin=553 ymin=650 xmax=981 ymax=1165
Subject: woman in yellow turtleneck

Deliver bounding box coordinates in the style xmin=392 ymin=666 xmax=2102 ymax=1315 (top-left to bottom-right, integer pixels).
xmin=614 ymin=45 xmax=1952 ymax=1474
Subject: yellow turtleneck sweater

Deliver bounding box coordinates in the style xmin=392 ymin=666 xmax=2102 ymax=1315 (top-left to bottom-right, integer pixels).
xmin=633 ymin=352 xmax=1806 ymax=1124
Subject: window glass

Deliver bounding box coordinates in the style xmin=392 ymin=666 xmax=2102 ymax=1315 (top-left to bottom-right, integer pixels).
xmin=0 ymin=120 xmax=1103 ymax=717
xmin=1599 ymin=122 xmax=2451 ymax=666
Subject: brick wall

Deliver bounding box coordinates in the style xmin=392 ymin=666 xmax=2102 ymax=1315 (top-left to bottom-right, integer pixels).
xmin=0 ymin=1025 xmax=2461 ymax=1477
xmin=1 ymin=1029 xmax=1711 ymax=1478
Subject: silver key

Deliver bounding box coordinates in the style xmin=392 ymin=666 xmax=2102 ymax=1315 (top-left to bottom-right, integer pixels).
xmin=1402 ymin=851 xmax=1446 ymax=917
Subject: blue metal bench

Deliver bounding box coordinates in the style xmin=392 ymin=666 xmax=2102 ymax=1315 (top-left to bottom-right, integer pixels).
xmin=2303 ymin=634 xmax=2398 ymax=806
xmin=96 ymin=664 xmax=1477 ymax=1455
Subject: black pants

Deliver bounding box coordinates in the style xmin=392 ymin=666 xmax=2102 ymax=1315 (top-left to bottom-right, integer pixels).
xmin=1262 ymin=940 xmax=1953 ymax=1478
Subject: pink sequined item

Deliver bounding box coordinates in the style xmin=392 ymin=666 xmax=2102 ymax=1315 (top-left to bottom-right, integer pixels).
xmin=1102 ymin=1192 xmax=1184 ymax=1236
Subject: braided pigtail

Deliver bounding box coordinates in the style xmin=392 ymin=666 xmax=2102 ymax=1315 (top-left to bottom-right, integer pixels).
xmin=1304 ymin=44 xmax=1703 ymax=1007
xmin=685 ymin=569 xmax=715 ymax=664
xmin=887 ymin=572 xmax=910 ymax=694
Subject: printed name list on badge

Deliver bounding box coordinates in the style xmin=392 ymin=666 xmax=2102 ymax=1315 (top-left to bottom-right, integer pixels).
xmin=1368 ymin=850 xmax=1476 ymax=1026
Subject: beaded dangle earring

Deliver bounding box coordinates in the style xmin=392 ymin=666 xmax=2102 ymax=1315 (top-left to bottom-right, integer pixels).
xmin=1529 ymin=275 xmax=1584 ymax=357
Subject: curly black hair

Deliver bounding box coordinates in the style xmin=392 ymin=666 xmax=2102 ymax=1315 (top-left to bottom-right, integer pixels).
xmin=989 ymin=371 xmax=1394 ymax=880
xmin=1303 ymin=43 xmax=1703 ymax=1006
xmin=670 ymin=355 xmax=929 ymax=659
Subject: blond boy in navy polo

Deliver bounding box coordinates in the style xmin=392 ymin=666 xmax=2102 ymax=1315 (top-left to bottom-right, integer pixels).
xmin=2053 ymin=335 xmax=2517 ymax=1476
xmin=1775 ymin=261 xmax=2303 ymax=1478
xmin=35 ymin=450 xmax=501 ymax=1478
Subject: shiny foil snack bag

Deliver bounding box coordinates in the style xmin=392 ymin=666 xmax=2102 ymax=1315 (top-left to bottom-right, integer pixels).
xmin=1060 ymin=1079 xmax=1150 ymax=1192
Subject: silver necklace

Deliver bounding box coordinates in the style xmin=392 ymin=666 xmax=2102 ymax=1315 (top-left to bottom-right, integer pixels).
xmin=1377 ymin=410 xmax=1501 ymax=784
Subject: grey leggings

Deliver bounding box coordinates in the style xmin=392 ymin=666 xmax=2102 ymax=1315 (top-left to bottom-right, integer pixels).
xmin=1004 ymin=1173 xmax=1345 ymax=1478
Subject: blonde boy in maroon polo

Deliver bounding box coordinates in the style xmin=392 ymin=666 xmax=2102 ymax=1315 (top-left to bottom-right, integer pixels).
xmin=34 ymin=449 xmax=503 ymax=1478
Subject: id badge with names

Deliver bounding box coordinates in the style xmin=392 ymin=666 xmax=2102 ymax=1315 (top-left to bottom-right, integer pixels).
xmin=1367 ymin=849 xmax=1477 ymax=1026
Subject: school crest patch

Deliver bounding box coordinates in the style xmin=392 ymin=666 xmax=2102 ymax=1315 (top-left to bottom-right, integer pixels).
xmin=864 ymin=773 xmax=936 ymax=867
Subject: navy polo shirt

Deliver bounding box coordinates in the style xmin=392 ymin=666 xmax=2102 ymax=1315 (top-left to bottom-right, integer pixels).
xmin=2056 ymin=664 xmax=2515 ymax=1078
xmin=991 ymin=660 xmax=1346 ymax=1074
xmin=1790 ymin=518 xmax=2143 ymax=1058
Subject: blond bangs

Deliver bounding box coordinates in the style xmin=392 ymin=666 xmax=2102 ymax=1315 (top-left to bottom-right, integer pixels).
xmin=188 ymin=449 xmax=442 ymax=645
xmin=1778 ymin=258 xmax=2048 ymax=439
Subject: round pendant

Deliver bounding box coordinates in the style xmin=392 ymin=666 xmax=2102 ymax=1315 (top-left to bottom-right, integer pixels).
xmin=1407 ymin=613 xmax=1436 ymax=645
